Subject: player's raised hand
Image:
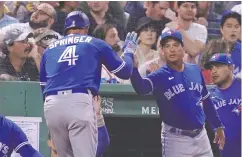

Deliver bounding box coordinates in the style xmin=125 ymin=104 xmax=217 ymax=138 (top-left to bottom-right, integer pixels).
xmin=123 ymin=31 xmax=138 ymax=54
xmin=148 ymin=62 xmax=160 ymax=73
xmin=213 ymin=127 xmax=225 ymax=150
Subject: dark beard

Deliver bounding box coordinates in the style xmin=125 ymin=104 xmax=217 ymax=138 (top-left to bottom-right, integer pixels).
xmin=29 ymin=19 xmax=49 ymax=30
xmin=112 ymin=44 xmax=121 ymax=52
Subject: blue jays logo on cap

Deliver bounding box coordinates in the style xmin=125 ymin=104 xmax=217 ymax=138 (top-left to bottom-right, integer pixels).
xmin=210 ymin=53 xmax=220 ymax=61
xmin=204 ymin=53 xmax=234 ymax=69
xmin=160 ymin=30 xmax=184 ymax=46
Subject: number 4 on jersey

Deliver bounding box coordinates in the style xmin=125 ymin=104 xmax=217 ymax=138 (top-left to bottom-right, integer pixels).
xmin=58 ymin=45 xmax=79 ymax=66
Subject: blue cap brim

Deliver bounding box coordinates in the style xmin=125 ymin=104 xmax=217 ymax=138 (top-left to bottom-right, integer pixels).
xmin=160 ymin=36 xmax=183 ymax=46
xmin=204 ymin=61 xmax=231 ymax=69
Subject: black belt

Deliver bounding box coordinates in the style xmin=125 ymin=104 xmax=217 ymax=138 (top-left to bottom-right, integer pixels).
xmin=45 ymin=88 xmax=91 ymax=97
xmin=169 ymin=127 xmax=203 ymax=138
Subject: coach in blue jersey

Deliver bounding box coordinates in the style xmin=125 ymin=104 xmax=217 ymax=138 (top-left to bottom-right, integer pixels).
xmin=40 ymin=11 xmax=137 ymax=157
xmin=131 ymin=30 xmax=225 ymax=157
xmin=0 ymin=115 xmax=43 ymax=157
xmin=204 ymin=53 xmax=241 ymax=157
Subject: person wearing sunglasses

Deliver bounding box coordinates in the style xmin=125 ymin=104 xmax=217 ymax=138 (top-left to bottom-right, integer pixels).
xmin=33 ymin=28 xmax=61 ymax=55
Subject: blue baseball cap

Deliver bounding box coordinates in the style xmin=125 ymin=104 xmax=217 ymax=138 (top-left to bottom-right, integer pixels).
xmin=160 ymin=30 xmax=184 ymax=46
xmin=204 ymin=53 xmax=233 ymax=69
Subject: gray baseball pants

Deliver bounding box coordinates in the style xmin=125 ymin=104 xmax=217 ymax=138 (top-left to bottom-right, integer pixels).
xmin=161 ymin=122 xmax=213 ymax=157
xmin=44 ymin=91 xmax=97 ymax=157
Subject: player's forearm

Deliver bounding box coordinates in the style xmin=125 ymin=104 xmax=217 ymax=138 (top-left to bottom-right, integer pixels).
xmin=18 ymin=144 xmax=43 ymax=157
xmin=203 ymin=96 xmax=224 ymax=129
xmin=96 ymin=125 xmax=110 ymax=157
xmin=114 ymin=53 xmax=134 ymax=80
xmin=131 ymin=68 xmax=152 ymax=95
xmin=179 ymin=30 xmax=204 ymax=58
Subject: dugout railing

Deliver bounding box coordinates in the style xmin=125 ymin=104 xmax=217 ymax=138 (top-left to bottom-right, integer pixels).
xmin=0 ymin=82 xmax=218 ymax=157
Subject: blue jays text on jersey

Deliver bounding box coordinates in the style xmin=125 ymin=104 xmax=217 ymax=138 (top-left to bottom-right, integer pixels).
xmin=131 ymin=63 xmax=222 ymax=130
xmin=40 ymin=34 xmax=133 ymax=96
xmin=0 ymin=116 xmax=43 ymax=157
xmin=210 ymin=78 xmax=241 ymax=157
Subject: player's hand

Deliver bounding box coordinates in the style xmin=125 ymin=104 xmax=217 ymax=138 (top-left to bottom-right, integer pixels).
xmin=123 ymin=31 xmax=138 ymax=54
xmin=213 ymin=127 xmax=225 ymax=150
xmin=93 ymin=95 xmax=102 ymax=116
xmin=27 ymin=39 xmax=40 ymax=59
xmin=166 ymin=21 xmax=179 ymax=30
xmin=147 ymin=62 xmax=160 ymax=73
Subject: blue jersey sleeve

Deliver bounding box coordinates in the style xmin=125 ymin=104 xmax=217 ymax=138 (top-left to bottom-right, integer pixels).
xmin=130 ymin=68 xmax=155 ymax=95
xmin=96 ymin=125 xmax=110 ymax=157
xmin=39 ymin=51 xmax=47 ymax=100
xmin=99 ymin=40 xmax=133 ymax=79
xmin=200 ymin=72 xmax=223 ymax=130
xmin=9 ymin=119 xmax=43 ymax=156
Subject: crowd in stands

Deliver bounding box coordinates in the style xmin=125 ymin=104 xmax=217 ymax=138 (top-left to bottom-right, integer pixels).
xmin=0 ymin=1 xmax=241 ymax=84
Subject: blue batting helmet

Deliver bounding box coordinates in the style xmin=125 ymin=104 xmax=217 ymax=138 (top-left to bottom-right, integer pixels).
xmin=64 ymin=11 xmax=90 ymax=35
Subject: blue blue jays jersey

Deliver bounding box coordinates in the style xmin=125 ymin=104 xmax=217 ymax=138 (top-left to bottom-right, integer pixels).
xmin=231 ymin=40 xmax=241 ymax=75
xmin=0 ymin=116 xmax=42 ymax=157
xmin=131 ymin=63 xmax=222 ymax=130
xmin=40 ymin=34 xmax=133 ymax=96
xmin=210 ymin=78 xmax=241 ymax=157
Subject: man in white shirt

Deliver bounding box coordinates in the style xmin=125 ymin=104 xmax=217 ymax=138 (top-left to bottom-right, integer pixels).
xmin=231 ymin=4 xmax=242 ymax=15
xmin=163 ymin=1 xmax=207 ymax=64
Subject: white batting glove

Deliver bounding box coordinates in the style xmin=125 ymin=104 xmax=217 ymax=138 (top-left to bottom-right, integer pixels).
xmin=123 ymin=31 xmax=138 ymax=54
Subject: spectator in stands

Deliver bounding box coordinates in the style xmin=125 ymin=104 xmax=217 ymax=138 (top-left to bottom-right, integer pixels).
xmin=77 ymin=1 xmax=126 ymax=29
xmin=199 ymin=39 xmax=234 ymax=84
xmin=127 ymin=2 xmax=171 ymax=36
xmin=196 ymin=2 xmax=211 ymax=19
xmin=220 ymin=11 xmax=241 ymax=42
xmin=52 ymin=2 xmax=79 ymax=35
xmin=33 ymin=28 xmax=60 ymax=55
xmin=125 ymin=1 xmax=146 ymax=33
xmin=163 ymin=1 xmax=207 ymax=64
xmin=0 ymin=28 xmax=40 ymax=81
xmin=5 ymin=1 xmax=33 ymax=23
xmin=195 ymin=2 xmax=210 ymax=27
xmin=135 ymin=17 xmax=160 ymax=69
xmin=92 ymin=24 xmax=118 ymax=82
xmin=220 ymin=11 xmax=241 ymax=75
xmin=138 ymin=36 xmax=166 ymax=77
xmin=119 ymin=1 xmax=129 ymax=27
xmin=92 ymin=23 xmax=122 ymax=83
xmin=0 ymin=3 xmax=58 ymax=41
xmin=92 ymin=23 xmax=121 ymax=54
xmin=0 ymin=1 xmax=18 ymax=28
xmin=78 ymin=1 xmax=126 ymax=40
